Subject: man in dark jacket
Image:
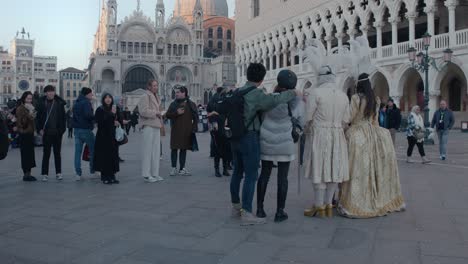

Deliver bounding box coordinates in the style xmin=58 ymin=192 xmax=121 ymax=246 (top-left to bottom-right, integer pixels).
xmin=431 ymin=100 xmax=455 ymax=160
xmin=72 ymin=87 xmax=95 ymax=180
xmin=36 ymin=85 xmax=67 ymax=181
xmin=385 ymin=98 xmax=402 ymax=145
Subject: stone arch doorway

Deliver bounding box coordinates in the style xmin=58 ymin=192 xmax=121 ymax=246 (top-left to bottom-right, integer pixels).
xmin=372 ymin=72 xmax=390 ymax=103
xmin=439 ymin=63 xmax=468 ymax=112
xmin=123 ymin=66 xmax=156 ymax=94
xmin=400 ymin=68 xmax=423 ymax=113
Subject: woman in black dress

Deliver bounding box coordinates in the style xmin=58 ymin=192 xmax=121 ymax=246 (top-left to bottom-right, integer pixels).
xmin=93 ymin=93 xmax=120 ymax=184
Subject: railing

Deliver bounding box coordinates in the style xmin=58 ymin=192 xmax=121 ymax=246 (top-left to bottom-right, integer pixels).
xmin=382 ymin=46 xmax=393 ymax=58
xmin=434 ymin=33 xmax=449 ymax=50
xmin=397 ymin=42 xmax=410 ymax=56
xmin=456 ymin=29 xmax=468 ymax=46
xmin=415 ymin=38 xmax=424 ymax=52
xmin=370 ymin=49 xmax=377 ymax=59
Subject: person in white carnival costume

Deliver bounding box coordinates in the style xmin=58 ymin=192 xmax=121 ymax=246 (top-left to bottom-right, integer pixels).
xmin=301 ymin=39 xmax=351 ymax=218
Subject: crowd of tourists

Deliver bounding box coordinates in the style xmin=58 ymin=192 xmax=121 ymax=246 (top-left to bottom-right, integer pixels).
xmin=0 ymin=62 xmax=457 ymax=225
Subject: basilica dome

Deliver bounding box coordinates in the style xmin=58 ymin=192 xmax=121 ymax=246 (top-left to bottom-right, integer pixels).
xmin=174 ymin=0 xmax=228 ymax=23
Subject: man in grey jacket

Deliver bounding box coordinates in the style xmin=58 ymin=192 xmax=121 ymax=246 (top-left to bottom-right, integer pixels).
xmin=431 ymin=100 xmax=455 ymax=160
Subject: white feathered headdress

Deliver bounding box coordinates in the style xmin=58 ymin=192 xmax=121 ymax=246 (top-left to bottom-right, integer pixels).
xmin=347 ymin=36 xmax=375 ymax=80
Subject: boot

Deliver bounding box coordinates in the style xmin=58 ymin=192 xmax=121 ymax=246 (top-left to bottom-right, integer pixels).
xmin=222 ymin=161 xmax=230 ymax=176
xmin=274 ymin=208 xmax=288 ymax=222
xmin=256 ymin=175 xmax=269 ymax=218
xmin=214 ymin=157 xmax=222 ymax=177
xmin=422 ymin=156 xmax=432 ymax=164
xmin=275 ymin=176 xmax=288 ymax=222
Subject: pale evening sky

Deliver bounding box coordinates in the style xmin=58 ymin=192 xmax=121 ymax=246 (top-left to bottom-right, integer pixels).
xmin=0 ymin=0 xmax=235 ymax=71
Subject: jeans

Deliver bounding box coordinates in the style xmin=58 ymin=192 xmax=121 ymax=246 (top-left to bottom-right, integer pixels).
xmin=407 ymin=136 xmax=425 ymax=157
xmin=171 ymin=149 xmax=187 ymax=169
xmin=41 ymin=134 xmax=63 ymax=175
xmin=142 ymin=126 xmax=161 ymax=178
xmin=258 ymin=160 xmax=290 ymax=210
xmin=438 ymin=130 xmax=449 ymax=157
xmin=230 ymin=131 xmax=260 ymax=213
xmin=74 ymin=128 xmax=95 ymax=176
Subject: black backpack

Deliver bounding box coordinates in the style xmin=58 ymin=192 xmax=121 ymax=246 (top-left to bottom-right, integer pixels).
xmin=217 ymin=86 xmax=257 ymax=140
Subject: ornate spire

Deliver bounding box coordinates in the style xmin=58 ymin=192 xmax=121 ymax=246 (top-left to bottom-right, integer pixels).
xmin=137 ymin=0 xmax=141 ymax=11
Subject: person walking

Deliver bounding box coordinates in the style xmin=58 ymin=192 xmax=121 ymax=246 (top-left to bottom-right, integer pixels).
xmin=431 ymin=100 xmax=455 ymax=160
xmin=378 ymin=103 xmax=387 ymax=128
xmin=207 ymin=87 xmax=230 ymax=178
xmin=406 ymin=105 xmax=431 ymax=164
xmin=15 ymin=92 xmax=37 ymax=181
xmin=228 ymin=63 xmax=301 ymax=225
xmin=122 ymin=107 xmax=131 ymax=135
xmin=166 ymin=86 xmax=198 ymax=177
xmin=36 ymin=85 xmax=67 ymax=181
xmin=72 ymin=87 xmax=96 ymax=180
xmin=66 ymin=109 xmax=73 ymax=138
xmin=94 ymin=93 xmax=120 ymax=184
xmin=386 ymin=98 xmax=401 ymax=145
xmin=130 ymin=109 xmax=139 ymax=133
xmin=137 ymin=79 xmax=164 ymax=183
xmin=257 ymin=70 xmax=304 ymax=223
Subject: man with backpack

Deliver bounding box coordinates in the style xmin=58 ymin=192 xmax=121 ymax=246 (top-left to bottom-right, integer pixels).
xmin=224 ymin=63 xmax=301 ymax=225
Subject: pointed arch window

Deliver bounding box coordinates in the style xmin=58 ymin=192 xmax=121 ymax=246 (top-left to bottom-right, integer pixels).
xmin=217 ymin=41 xmax=223 ymax=51
xmin=217 ymin=27 xmax=223 ymax=39
xmin=227 ymin=30 xmax=232 ymax=40
xmin=208 ymin=28 xmax=213 ymax=38
xmin=253 ymin=0 xmax=260 ymax=18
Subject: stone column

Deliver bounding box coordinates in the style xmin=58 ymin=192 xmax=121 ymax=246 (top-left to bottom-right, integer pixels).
xmin=360 ymin=25 xmax=369 ymax=39
xmin=389 ymin=18 xmax=399 ymax=56
xmin=374 ymin=21 xmax=383 ymax=58
xmin=406 ymin=12 xmax=417 ymax=47
xmin=336 ymin=33 xmax=344 ymax=52
xmin=276 ymin=51 xmax=281 ymax=70
xmin=325 ymin=35 xmax=332 ymax=52
xmin=347 ymin=28 xmax=356 ymax=41
xmin=445 ymin=0 xmax=457 ymax=47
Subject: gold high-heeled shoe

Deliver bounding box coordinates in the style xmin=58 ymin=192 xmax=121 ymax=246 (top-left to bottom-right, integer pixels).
xmin=304 ymin=206 xmax=326 ymax=218
xmin=325 ymin=204 xmax=333 ymax=218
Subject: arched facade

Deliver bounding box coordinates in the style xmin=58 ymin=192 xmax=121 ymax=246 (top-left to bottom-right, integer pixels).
xmin=236 ymin=0 xmax=468 ymax=123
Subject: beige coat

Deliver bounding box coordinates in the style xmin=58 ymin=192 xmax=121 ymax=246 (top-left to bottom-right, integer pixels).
xmin=303 ymin=83 xmax=350 ymax=184
xmin=137 ymin=90 xmax=162 ymax=129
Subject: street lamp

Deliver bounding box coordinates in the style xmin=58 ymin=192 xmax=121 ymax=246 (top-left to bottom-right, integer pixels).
xmin=407 ymin=32 xmax=453 ymax=144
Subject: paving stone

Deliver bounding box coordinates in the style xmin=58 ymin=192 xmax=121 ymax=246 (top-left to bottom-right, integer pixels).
xmin=191 ymin=227 xmax=252 ymax=254
xmin=421 ymin=256 xmax=468 ymax=264
xmin=421 ymin=242 xmax=468 ymax=258
xmin=220 ymin=242 xmax=281 ymax=264
xmin=129 ymin=247 xmax=223 ymax=264
xmin=371 ymin=240 xmax=421 ymax=264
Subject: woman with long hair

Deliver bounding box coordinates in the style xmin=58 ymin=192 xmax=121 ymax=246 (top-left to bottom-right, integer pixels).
xmin=15 ymin=91 xmax=37 ymax=181
xmin=338 ymin=73 xmax=405 ymax=218
xmin=137 ymin=79 xmax=164 ymax=182
xmin=93 ymin=93 xmax=120 ymax=184
xmin=406 ymin=105 xmax=431 ymax=164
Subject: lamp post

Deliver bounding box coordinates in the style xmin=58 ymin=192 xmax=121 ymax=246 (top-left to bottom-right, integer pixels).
xmin=407 ymin=32 xmax=453 ymax=144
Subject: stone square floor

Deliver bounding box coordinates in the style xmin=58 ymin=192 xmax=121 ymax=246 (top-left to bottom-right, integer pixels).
xmin=1 ymin=130 xmax=468 ymax=264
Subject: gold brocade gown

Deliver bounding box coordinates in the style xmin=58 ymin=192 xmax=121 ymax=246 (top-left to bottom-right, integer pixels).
xmin=338 ymin=94 xmax=406 ymax=218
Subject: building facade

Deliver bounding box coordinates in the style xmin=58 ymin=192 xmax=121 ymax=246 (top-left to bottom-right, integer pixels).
xmin=59 ymin=67 xmax=87 ymax=108
xmin=88 ymin=0 xmax=236 ymax=111
xmin=0 ymin=29 xmax=59 ymax=107
xmin=236 ymin=0 xmax=468 ymax=122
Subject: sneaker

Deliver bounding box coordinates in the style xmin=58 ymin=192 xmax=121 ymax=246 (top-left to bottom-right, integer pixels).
xmin=75 ymin=175 xmax=81 ymax=181
xmin=56 ymin=174 xmax=63 ymax=181
xmin=240 ymin=210 xmax=267 ymax=226
xmin=441 ymin=155 xmax=446 ymax=161
xmin=179 ymin=168 xmax=191 ymax=176
xmin=232 ymin=203 xmax=242 ymax=218
xmin=41 ymin=175 xmax=48 ymax=182
xmin=144 ymin=176 xmax=158 ymax=183
xmin=170 ymin=168 xmax=177 ymax=176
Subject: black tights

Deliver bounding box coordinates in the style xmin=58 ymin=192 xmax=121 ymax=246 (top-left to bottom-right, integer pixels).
xmin=171 ymin=149 xmax=187 ymax=169
xmin=257 ymin=160 xmax=290 ymax=210
xmin=407 ymin=136 xmax=426 ymax=157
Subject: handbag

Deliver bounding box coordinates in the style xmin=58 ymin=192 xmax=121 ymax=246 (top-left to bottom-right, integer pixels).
xmin=288 ymin=105 xmax=303 ymax=143
xmin=414 ymin=127 xmax=425 ymax=141
xmin=191 ymin=132 xmax=199 ymax=152
xmin=82 ymin=144 xmax=90 ymax=162
xmin=115 ymin=125 xmax=125 ymax=142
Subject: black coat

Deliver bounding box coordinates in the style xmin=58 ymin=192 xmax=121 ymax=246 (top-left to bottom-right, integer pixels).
xmin=36 ymin=95 xmax=67 ymax=135
xmin=385 ymin=106 xmax=402 ymax=129
xmin=93 ymin=106 xmax=119 ymax=175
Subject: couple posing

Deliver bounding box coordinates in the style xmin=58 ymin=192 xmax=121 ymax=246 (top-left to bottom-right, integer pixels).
xmin=303 ymin=69 xmax=405 ymax=218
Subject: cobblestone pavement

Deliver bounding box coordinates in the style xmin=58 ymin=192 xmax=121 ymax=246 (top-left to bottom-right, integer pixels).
xmin=0 ymin=130 xmax=468 ymax=264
